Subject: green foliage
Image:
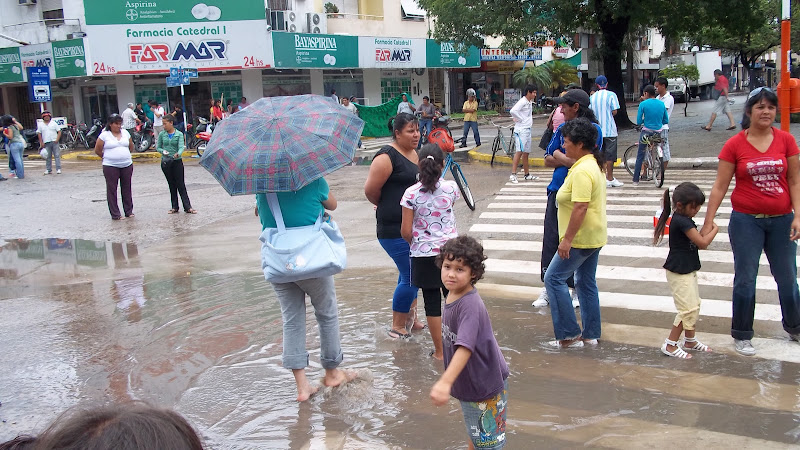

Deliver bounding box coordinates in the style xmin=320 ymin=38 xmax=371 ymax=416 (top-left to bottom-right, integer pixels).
xmin=660 ymin=63 xmax=700 ymax=82
xmin=544 ymin=60 xmax=579 ymax=93
xmin=512 ymin=65 xmax=550 ymax=91
xmin=324 ymin=2 xmax=339 ymax=14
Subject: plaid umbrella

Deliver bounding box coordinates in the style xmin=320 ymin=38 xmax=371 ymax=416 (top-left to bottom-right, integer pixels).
xmin=199 ymin=94 xmax=364 ymax=195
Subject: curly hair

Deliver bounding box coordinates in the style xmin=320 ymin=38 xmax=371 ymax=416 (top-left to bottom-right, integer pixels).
xmin=435 ymin=235 xmax=487 ymax=284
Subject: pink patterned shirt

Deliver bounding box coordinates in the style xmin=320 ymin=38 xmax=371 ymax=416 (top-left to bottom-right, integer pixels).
xmin=400 ymin=180 xmax=460 ymax=257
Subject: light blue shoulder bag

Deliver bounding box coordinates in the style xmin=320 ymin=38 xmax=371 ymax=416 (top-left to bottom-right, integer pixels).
xmin=259 ymin=193 xmax=347 ymax=283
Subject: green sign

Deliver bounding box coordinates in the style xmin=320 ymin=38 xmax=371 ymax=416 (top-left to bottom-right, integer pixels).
xmin=16 ymin=240 xmax=45 ymax=260
xmin=273 ymin=33 xmax=359 ymax=69
xmin=425 ymin=40 xmax=480 ymax=68
xmin=75 ymin=240 xmax=108 ymax=267
xmin=52 ymin=39 xmax=87 ymax=78
xmin=84 ymin=0 xmax=265 ymax=25
xmin=0 ymin=47 xmax=23 ymax=83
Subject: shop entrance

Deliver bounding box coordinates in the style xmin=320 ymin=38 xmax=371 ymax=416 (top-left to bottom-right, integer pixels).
xmin=81 ymin=85 xmax=117 ymax=124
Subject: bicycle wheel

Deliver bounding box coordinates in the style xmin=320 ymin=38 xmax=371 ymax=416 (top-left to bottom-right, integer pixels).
xmin=652 ymin=148 xmax=664 ymax=188
xmin=623 ymin=144 xmax=638 ymax=177
xmin=507 ymin=133 xmax=517 ymax=158
xmin=451 ymin=162 xmax=476 ymax=210
xmin=490 ymin=133 xmax=502 ymax=167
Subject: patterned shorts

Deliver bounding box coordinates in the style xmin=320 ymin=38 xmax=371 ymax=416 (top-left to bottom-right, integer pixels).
xmin=459 ymin=379 xmax=508 ymax=449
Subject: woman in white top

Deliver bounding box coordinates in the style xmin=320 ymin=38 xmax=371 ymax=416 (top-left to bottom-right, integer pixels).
xmin=94 ymin=114 xmax=135 ymax=220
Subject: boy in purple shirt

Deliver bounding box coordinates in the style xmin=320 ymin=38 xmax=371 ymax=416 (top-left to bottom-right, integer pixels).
xmin=430 ymin=236 xmax=509 ymax=449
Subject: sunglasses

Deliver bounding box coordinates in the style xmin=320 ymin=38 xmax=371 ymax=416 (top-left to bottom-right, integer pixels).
xmin=748 ymin=86 xmax=773 ymax=99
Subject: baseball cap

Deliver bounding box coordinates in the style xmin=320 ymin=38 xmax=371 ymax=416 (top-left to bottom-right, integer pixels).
xmin=41 ymin=110 xmax=52 ymax=117
xmin=553 ymin=89 xmax=590 ymax=108
xmin=595 ymin=75 xmax=608 ymax=87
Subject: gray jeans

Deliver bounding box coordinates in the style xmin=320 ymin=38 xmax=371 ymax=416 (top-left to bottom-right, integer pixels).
xmin=44 ymin=141 xmax=60 ymax=171
xmin=271 ymin=275 xmax=343 ymax=370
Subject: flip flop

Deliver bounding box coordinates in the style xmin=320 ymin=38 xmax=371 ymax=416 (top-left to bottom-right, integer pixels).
xmin=387 ymin=329 xmax=411 ymax=340
xmin=185 ymin=209 xmax=198 ymax=214
xmin=726 ymin=125 xmax=737 ymax=130
xmin=701 ymin=126 xmax=712 ymax=131
xmin=168 ymin=209 xmax=179 ymax=214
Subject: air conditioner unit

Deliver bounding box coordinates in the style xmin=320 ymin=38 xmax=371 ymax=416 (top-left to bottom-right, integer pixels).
xmin=307 ymin=12 xmax=327 ymax=34
xmin=19 ymin=0 xmax=37 ymax=5
xmin=286 ymin=11 xmax=305 ymax=33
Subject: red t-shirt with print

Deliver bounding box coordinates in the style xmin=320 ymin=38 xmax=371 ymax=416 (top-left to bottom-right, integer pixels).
xmin=714 ymin=75 xmax=729 ymax=94
xmin=718 ymin=127 xmax=799 ymax=215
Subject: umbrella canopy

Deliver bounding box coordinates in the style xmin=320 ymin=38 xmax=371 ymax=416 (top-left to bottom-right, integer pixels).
xmin=200 ymin=94 xmax=364 ymax=195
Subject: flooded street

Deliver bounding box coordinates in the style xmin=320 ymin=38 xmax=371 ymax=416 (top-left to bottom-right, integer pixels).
xmin=1 ymin=157 xmax=799 ymax=448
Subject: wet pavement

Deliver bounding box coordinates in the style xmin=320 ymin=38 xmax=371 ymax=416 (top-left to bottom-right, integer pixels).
xmin=1 ymin=128 xmax=800 ymax=448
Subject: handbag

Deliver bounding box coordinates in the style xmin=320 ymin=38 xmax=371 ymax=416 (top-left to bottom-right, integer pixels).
xmin=538 ymin=127 xmax=554 ymax=150
xmin=259 ymin=193 xmax=347 ymax=283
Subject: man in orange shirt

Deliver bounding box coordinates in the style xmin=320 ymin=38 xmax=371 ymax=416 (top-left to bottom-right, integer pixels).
xmin=702 ymin=69 xmax=736 ymax=131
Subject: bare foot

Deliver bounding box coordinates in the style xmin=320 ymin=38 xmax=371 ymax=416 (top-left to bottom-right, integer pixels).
xmin=430 ymin=350 xmax=443 ymax=360
xmin=411 ymin=320 xmax=426 ymax=331
xmin=323 ymin=369 xmax=358 ymax=388
xmin=296 ymin=383 xmax=319 ymax=402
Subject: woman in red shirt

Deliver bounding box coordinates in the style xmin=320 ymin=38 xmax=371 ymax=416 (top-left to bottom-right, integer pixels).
xmin=701 ymin=87 xmax=800 ymax=356
xmin=209 ymin=99 xmax=223 ymax=124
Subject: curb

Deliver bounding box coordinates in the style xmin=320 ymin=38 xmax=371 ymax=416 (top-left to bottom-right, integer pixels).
xmin=468 ymin=150 xmax=624 ymax=168
xmin=76 ymin=151 xmax=200 ymax=161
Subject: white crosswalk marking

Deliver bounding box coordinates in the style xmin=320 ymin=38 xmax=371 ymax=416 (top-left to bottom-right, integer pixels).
xmin=471 ymin=168 xmax=799 ymax=368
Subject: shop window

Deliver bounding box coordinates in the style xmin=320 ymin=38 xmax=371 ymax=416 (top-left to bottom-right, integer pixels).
xmin=135 ymin=85 xmax=168 ymax=110
xmin=263 ymin=72 xmax=311 ymax=97
xmin=81 ymin=85 xmax=117 ymax=124
xmin=380 ymin=76 xmax=411 ymax=103
xmin=323 ymin=70 xmax=364 ymax=104
xmin=211 ymin=81 xmax=242 ymax=112
xmin=43 ymin=9 xmax=65 ymax=26
xmin=400 ymin=0 xmax=425 ymax=21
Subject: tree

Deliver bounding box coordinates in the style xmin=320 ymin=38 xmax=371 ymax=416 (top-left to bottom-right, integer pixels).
xmin=660 ymin=63 xmax=699 ymax=116
xmin=417 ymin=0 xmax=672 ymax=128
xmin=512 ymin=65 xmax=550 ymax=91
xmin=544 ymin=60 xmax=579 ymax=95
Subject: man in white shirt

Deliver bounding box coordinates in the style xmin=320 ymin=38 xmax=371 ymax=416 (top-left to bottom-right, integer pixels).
xmin=589 ymin=75 xmax=623 ymax=187
xmin=341 ymin=97 xmax=362 ymax=148
xmin=37 ymin=111 xmax=62 ymax=175
xmin=121 ymin=102 xmax=140 ymax=136
xmin=151 ymin=100 xmax=165 ymax=138
xmin=654 ymin=77 xmax=675 ymax=172
xmin=508 ymin=85 xmax=538 ymax=183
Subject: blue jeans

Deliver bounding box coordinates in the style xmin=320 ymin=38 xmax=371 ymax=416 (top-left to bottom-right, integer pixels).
xmin=544 ymin=247 xmax=603 ymax=340
xmin=8 ymin=142 xmax=24 ymax=179
xmin=271 ymin=276 xmax=343 ymax=370
xmin=379 ymin=238 xmax=418 ymax=313
xmin=418 ymin=118 xmax=433 ymax=148
xmin=461 ymin=121 xmax=481 ymax=146
xmin=633 ymin=130 xmax=658 ymax=183
xmin=728 ymin=211 xmax=800 ymax=340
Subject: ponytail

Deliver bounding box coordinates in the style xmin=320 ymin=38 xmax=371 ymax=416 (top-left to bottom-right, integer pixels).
xmin=418 ymin=143 xmax=444 ymax=192
xmin=653 ymin=188 xmax=671 ymax=245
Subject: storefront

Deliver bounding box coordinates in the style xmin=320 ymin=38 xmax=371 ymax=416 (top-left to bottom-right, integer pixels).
xmin=262 ymin=69 xmax=311 ymax=97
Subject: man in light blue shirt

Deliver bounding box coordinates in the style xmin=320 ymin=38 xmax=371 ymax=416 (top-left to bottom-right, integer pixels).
xmin=589 ymin=75 xmax=622 ymax=187
xmin=633 ymin=85 xmax=668 ymax=185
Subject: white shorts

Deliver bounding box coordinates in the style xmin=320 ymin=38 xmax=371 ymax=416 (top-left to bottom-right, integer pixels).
xmin=514 ymin=127 xmax=531 ymax=154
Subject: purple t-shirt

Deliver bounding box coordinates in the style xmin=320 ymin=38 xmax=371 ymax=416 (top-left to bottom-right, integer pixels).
xmin=442 ymin=288 xmax=509 ymax=402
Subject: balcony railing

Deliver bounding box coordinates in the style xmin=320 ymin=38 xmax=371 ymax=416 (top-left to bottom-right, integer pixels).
xmin=3 ymin=18 xmax=83 ymax=43
xmin=326 ymin=12 xmax=383 ymax=21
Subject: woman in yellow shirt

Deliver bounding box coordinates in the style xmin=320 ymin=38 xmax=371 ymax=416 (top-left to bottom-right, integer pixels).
xmin=544 ymin=117 xmax=607 ymax=348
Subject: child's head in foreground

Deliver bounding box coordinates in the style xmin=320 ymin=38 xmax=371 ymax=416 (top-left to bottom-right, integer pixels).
xmin=436 ymin=236 xmax=487 ymax=286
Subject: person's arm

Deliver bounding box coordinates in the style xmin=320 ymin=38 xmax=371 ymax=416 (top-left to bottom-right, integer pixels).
xmin=94 ymin=137 xmax=105 ymax=157
xmin=37 ymin=124 xmax=44 ymax=148
xmin=550 ymin=151 xmax=575 ymax=168
xmin=409 ymin=102 xmax=416 ymax=112
xmin=509 ymin=100 xmax=523 ymax=123
xmin=701 ymin=160 xmax=735 ymax=235
xmin=557 ymin=202 xmax=588 ymax=259
xmin=401 ymin=207 xmax=414 ymax=244
xmin=684 ymin=224 xmax=719 ymax=249
xmin=128 ymin=133 xmax=135 ymax=153
xmin=430 ymin=346 xmax=472 ymax=406
xmin=155 ymin=132 xmax=165 ymax=154
xmin=322 ymin=191 xmax=337 ymax=211
xmin=176 ymin=132 xmax=185 ymax=158
xmin=662 ymin=107 xmax=669 ymax=126
xmin=364 ymin=154 xmax=393 ymax=205
xmin=56 ymin=127 xmax=62 ymax=142
xmin=636 ymin=105 xmax=644 ymax=126
xmin=786 ymin=155 xmax=800 ymax=240
xmin=155 ymin=108 xmax=163 ymax=118
xmin=612 ymin=109 xmax=618 ymax=116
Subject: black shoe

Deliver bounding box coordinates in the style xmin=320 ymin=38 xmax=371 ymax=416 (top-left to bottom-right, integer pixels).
xmin=459 ymin=142 xmax=467 ymax=148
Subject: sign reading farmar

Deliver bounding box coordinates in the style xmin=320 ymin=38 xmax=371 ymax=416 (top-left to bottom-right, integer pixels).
xmin=86 ymin=22 xmax=273 ymax=74
xmin=273 ymin=33 xmax=359 ymax=68
xmin=425 ymin=40 xmax=480 ymax=68
xmin=359 ymin=37 xmax=425 ymax=68
xmin=83 ymin=0 xmax=265 ymax=25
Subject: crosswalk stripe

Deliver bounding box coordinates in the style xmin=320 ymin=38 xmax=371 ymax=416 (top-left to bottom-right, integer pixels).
xmin=493 ymin=195 xmax=733 ymax=205
xmin=479 ymin=240 xmax=793 ymax=265
xmin=469 ymin=223 xmax=731 ymax=241
xmin=478 ymin=211 xmax=732 ymax=227
xmin=487 ymin=202 xmax=735 ymax=214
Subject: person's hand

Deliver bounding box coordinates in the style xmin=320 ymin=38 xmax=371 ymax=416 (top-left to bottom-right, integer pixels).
xmin=430 ymin=380 xmax=452 ymax=406
xmin=700 ymin=221 xmax=715 ymax=237
xmin=254 ymin=206 xmax=259 ymax=217
xmin=791 ymin=215 xmax=800 ymax=241
xmin=557 ymin=238 xmax=572 ymax=259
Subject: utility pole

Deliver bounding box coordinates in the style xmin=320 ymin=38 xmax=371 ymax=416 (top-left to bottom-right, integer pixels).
xmin=779 ymin=0 xmax=791 ymax=131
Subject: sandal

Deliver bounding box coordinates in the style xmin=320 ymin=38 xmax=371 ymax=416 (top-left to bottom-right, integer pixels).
xmin=168 ymin=209 xmax=179 ymax=214
xmin=185 ymin=209 xmax=198 ymax=214
xmin=726 ymin=125 xmax=737 ymax=130
xmin=661 ymin=338 xmax=691 ymax=358
xmin=701 ymin=126 xmax=712 ymax=131
xmin=112 ymin=216 xmax=124 ymax=221
xmin=387 ymin=329 xmax=411 ymax=340
xmin=682 ymin=337 xmax=712 ymax=352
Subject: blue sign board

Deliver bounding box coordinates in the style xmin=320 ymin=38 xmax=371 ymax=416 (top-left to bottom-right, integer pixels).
xmin=27 ymin=66 xmax=51 ymax=103
xmin=166 ymin=76 xmax=182 ymax=87
xmin=180 ymin=74 xmax=190 ymax=85
xmin=185 ymin=68 xmax=198 ymax=78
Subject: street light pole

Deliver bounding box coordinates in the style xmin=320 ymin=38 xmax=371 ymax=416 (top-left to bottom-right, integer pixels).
xmin=780 ymin=0 xmax=791 ymax=131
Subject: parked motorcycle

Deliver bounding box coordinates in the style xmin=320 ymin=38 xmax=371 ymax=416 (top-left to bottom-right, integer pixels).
xmin=21 ymin=128 xmax=40 ymax=150
xmin=84 ymin=118 xmax=104 ymax=149
xmin=131 ymin=120 xmax=154 ymax=153
xmin=188 ymin=117 xmax=213 ymax=156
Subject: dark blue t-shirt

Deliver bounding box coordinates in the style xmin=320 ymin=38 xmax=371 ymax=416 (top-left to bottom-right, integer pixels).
xmin=545 ymin=122 xmax=603 ymax=194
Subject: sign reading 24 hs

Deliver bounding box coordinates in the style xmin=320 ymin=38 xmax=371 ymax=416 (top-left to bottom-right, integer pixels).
xmin=129 ymin=41 xmax=226 ymax=63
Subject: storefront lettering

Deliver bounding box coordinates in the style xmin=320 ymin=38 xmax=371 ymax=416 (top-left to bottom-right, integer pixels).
xmin=127 ymin=28 xmax=174 ymax=37
xmin=126 ymin=1 xmax=157 ymax=7
xmin=0 ymin=54 xmax=21 ymax=64
xmin=294 ymin=35 xmax=337 ymax=51
xmin=127 ymin=26 xmax=225 ymax=38
xmin=440 ymin=42 xmax=455 ymax=53
xmin=128 ymin=40 xmax=226 ymax=63
xmin=376 ymin=48 xmax=411 ymax=62
xmin=53 ymin=46 xmax=85 ymax=58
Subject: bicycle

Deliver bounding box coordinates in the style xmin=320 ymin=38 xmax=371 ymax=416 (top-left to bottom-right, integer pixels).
xmin=59 ymin=123 xmax=91 ymax=150
xmin=623 ymin=129 xmax=665 ymax=188
xmin=443 ymin=150 xmax=476 ymax=211
xmin=489 ymin=119 xmax=520 ymax=167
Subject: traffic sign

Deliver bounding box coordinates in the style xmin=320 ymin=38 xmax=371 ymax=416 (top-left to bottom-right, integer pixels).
xmin=27 ymin=67 xmax=51 ymax=103
xmin=180 ymin=74 xmax=190 ymax=85
xmin=169 ymin=67 xmax=181 ymax=77
xmin=166 ymin=76 xmax=182 ymax=87
xmin=185 ymin=68 xmax=198 ymax=78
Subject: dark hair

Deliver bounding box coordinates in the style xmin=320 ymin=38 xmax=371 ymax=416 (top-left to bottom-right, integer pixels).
xmin=561 ymin=117 xmax=603 ymax=169
xmin=714 ymin=69 xmax=722 ymax=76
xmin=525 ymin=84 xmax=537 ymax=94
xmin=0 ymin=435 xmax=36 ymax=450
xmin=105 ymin=114 xmax=123 ymax=131
xmin=423 ymin=96 xmax=429 ymax=101
xmin=654 ymin=77 xmax=668 ymax=87
xmin=741 ymin=87 xmax=778 ymax=130
xmin=0 ymin=115 xmax=13 ymax=128
xmin=435 ymin=235 xmax=487 ymax=284
xmin=162 ymin=114 xmax=174 ymax=124
xmin=643 ymin=85 xmax=656 ymax=97
xmin=33 ymin=403 xmax=204 ymax=450
xmin=418 ymin=143 xmax=445 ymax=192
xmin=387 ymin=112 xmax=419 ymax=139
xmin=148 ymin=99 xmax=156 ymax=106
xmin=654 ymin=182 xmax=706 ymax=245
xmin=563 ymin=102 xmax=598 ymax=124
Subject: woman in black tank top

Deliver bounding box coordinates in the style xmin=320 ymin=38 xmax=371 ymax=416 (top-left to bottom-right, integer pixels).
xmin=364 ymin=113 xmax=423 ymax=338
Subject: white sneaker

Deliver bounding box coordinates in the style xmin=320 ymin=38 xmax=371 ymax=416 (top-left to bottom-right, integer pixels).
xmin=571 ymin=289 xmax=580 ymax=308
xmin=734 ymin=339 xmax=756 ymax=356
xmin=632 ymin=181 xmax=639 ymax=186
xmin=532 ymin=290 xmax=549 ymax=307
xmin=524 ymin=173 xmax=538 ymax=181
xmin=56 ymin=169 xmax=61 ymax=174
xmin=606 ymin=178 xmax=624 ymax=187
xmin=509 ymin=174 xmax=518 ymax=184
xmin=44 ymin=170 xmax=51 ymax=175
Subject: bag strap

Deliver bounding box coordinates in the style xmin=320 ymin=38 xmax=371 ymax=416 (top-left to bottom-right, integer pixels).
xmin=265 ymin=193 xmax=286 ymax=233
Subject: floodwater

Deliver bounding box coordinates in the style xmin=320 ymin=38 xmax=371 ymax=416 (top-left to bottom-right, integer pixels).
xmin=1 ymin=235 xmax=799 ymax=449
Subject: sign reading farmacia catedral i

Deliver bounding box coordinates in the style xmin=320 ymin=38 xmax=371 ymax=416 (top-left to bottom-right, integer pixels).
xmin=83 ymin=0 xmax=273 ymax=74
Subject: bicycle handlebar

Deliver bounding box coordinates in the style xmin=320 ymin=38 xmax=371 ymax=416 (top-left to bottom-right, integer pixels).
xmin=490 ymin=118 xmax=516 ymax=128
